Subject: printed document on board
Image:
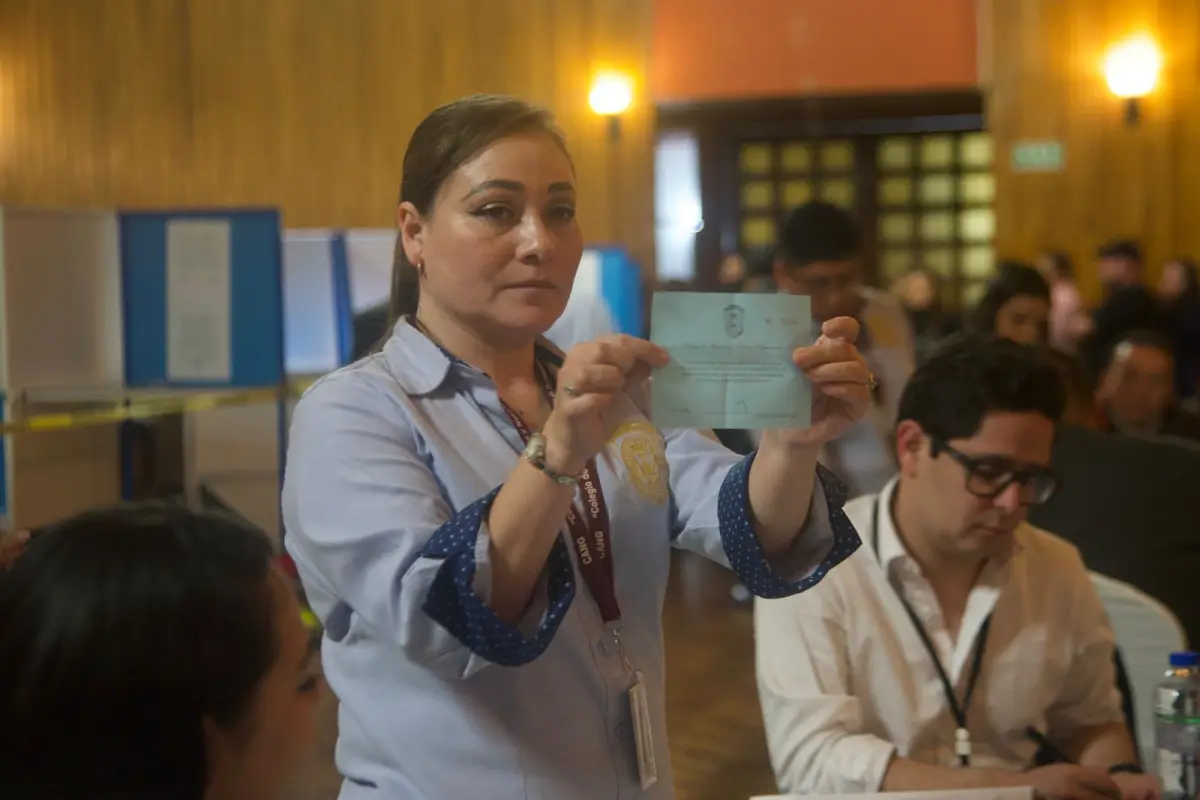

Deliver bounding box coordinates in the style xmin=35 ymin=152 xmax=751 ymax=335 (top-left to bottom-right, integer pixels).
xmin=166 ymin=219 xmax=232 ymax=382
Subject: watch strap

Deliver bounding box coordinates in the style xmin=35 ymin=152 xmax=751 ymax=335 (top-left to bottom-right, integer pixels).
xmin=522 ymin=432 xmax=579 ymax=486
xmin=1107 ymin=763 xmax=1144 ymax=775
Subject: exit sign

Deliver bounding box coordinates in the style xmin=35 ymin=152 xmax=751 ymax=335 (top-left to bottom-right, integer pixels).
xmin=1011 ymin=140 xmax=1065 ymax=173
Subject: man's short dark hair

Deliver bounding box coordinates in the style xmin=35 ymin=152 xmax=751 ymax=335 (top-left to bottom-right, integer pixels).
xmin=1097 ymin=239 xmax=1143 ymax=263
xmin=776 ymin=201 xmax=860 ymax=267
xmin=1108 ymin=328 xmax=1175 ymax=367
xmin=897 ymin=332 xmax=1066 ymax=441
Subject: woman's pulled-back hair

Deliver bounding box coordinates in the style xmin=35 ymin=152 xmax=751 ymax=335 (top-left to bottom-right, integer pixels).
xmin=387 ymin=94 xmax=571 ymax=326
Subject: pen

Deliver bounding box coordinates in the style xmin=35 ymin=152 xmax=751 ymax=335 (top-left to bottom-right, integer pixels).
xmin=1024 ymin=727 xmax=1123 ymax=800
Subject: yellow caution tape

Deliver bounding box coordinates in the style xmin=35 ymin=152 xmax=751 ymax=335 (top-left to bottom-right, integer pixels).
xmin=0 ymin=384 xmax=309 ymax=437
xmin=300 ymin=608 xmax=321 ymax=631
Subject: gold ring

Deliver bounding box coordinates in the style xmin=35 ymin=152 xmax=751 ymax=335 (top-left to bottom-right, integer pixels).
xmin=867 ymin=373 xmax=878 ymax=391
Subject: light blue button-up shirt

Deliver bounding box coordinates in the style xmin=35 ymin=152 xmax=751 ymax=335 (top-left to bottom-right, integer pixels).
xmin=282 ymin=320 xmax=860 ymax=799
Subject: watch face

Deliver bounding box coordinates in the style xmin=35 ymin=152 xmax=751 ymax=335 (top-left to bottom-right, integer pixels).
xmin=524 ymin=433 xmax=546 ymax=461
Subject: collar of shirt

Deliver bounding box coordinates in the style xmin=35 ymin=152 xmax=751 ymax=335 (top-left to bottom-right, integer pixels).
xmin=382 ymin=318 xmax=565 ymax=396
xmin=871 ymin=477 xmax=1019 ymax=680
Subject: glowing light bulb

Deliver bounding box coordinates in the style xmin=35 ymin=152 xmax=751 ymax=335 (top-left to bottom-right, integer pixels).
xmin=1104 ymin=35 xmax=1161 ymax=99
xmin=588 ymin=72 xmax=634 ymax=116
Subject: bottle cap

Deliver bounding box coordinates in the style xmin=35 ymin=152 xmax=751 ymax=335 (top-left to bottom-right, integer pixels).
xmin=1170 ymin=651 xmax=1199 ymax=667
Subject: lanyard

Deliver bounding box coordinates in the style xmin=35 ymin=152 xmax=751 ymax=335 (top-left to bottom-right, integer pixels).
xmin=871 ymin=498 xmax=992 ymax=767
xmin=501 ymin=377 xmax=620 ymax=624
xmin=408 ymin=318 xmax=622 ymax=625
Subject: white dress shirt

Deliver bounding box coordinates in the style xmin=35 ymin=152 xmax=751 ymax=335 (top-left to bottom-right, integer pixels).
xmin=755 ymin=477 xmax=1125 ymax=795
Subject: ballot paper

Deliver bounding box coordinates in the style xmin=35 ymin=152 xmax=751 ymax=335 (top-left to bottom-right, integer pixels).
xmin=751 ymin=789 xmax=1033 ymax=800
xmin=649 ymin=292 xmax=812 ymax=430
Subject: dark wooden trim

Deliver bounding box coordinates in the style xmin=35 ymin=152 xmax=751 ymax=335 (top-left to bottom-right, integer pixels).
xmin=654 ymin=90 xmax=986 ymax=291
xmin=657 ymin=90 xmax=984 ymax=132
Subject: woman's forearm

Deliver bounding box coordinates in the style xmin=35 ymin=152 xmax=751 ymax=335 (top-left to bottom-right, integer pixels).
xmin=484 ymin=455 xmax=579 ymax=624
xmin=747 ymin=435 xmax=819 ymax=559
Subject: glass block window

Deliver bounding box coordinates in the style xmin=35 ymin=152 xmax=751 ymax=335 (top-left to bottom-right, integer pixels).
xmin=875 ymin=131 xmax=994 ymax=305
xmin=734 ymin=130 xmax=993 ymax=307
xmin=736 ymin=138 xmax=858 ymax=250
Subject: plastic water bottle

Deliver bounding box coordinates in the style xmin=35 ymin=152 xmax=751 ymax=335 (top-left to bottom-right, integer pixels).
xmin=1156 ymin=651 xmax=1200 ymax=799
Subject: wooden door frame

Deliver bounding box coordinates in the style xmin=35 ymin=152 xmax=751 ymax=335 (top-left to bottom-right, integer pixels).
xmin=656 ymin=91 xmax=985 ymax=289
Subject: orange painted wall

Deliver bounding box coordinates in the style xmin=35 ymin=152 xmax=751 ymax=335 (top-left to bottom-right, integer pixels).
xmin=653 ymin=0 xmax=979 ymax=102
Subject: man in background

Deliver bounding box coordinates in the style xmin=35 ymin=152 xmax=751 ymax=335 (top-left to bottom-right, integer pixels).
xmin=1096 ymin=329 xmax=1200 ymax=442
xmin=771 ymin=200 xmax=916 ymax=497
xmin=1083 ymin=240 xmax=1164 ymax=376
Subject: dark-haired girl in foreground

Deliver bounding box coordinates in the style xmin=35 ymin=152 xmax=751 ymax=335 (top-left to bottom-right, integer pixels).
xmin=0 ymin=504 xmax=320 ymax=799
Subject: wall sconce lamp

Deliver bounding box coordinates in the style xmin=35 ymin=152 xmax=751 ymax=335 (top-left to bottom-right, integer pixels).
xmin=1104 ymin=35 xmax=1161 ymax=127
xmin=589 ymin=71 xmax=634 ymax=142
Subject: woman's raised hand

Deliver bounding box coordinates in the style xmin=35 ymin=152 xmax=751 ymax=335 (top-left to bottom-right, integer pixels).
xmin=540 ymin=335 xmax=669 ymax=475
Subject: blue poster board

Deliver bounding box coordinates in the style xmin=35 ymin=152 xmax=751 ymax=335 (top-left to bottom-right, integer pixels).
xmin=120 ymin=209 xmax=285 ymax=388
xmin=331 ymin=233 xmax=354 ymax=367
xmin=591 ymin=247 xmax=644 ymax=337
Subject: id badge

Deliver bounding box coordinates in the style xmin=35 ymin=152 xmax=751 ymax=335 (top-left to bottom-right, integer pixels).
xmin=628 ymin=670 xmax=658 ymax=790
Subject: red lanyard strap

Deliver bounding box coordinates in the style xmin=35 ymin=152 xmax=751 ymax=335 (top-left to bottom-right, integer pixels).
xmin=501 ymin=365 xmax=620 ymax=624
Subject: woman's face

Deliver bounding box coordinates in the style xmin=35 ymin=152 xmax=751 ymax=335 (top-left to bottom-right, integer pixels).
xmin=1159 ymin=261 xmax=1188 ymax=300
xmin=206 ymin=571 xmax=321 ymax=800
xmin=400 ymin=132 xmax=584 ymax=340
xmin=994 ymin=294 xmax=1049 ymax=345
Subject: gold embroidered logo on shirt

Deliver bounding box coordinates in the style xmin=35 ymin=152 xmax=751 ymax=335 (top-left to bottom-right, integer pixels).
xmin=609 ymin=421 xmax=669 ymax=505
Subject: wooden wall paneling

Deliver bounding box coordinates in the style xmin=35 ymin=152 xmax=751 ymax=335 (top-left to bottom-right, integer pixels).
xmin=0 ymin=0 xmax=655 ymax=268
xmin=988 ymin=0 xmax=1200 ymax=302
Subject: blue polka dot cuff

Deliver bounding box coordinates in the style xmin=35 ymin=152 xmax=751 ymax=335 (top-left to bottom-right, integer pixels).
xmin=717 ymin=455 xmax=861 ymax=599
xmin=419 ymin=487 xmax=577 ymax=667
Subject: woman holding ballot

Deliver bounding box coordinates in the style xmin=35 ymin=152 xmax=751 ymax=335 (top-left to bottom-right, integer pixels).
xmin=282 ymin=94 xmax=871 ymax=800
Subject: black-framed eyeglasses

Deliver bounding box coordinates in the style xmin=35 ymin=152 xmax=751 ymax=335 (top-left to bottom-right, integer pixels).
xmin=932 ymin=440 xmax=1059 ymax=505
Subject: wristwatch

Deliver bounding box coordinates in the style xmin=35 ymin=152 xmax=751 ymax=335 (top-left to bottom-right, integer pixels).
xmin=1107 ymin=763 xmax=1144 ymax=775
xmin=522 ymin=432 xmax=579 ymax=486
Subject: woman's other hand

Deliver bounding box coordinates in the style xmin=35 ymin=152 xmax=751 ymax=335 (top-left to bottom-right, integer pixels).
xmin=770 ymin=316 xmax=872 ymax=449
xmin=541 ymin=335 xmax=669 ymax=474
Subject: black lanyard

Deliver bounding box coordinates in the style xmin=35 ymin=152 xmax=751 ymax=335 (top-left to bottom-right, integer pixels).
xmin=871 ymin=498 xmax=992 ymax=767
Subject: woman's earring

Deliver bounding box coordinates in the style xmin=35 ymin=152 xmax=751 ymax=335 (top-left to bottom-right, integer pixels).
xmin=416 ymin=261 xmax=426 ymax=276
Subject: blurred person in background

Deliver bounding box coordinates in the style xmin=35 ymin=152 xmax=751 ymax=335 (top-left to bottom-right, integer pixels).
xmin=971 ymin=261 xmax=1051 ymax=345
xmin=756 ymin=334 xmax=1158 ymax=800
xmin=1045 ymin=348 xmax=1102 ymax=430
xmin=772 ymin=200 xmax=916 ymax=498
xmin=1038 ymin=250 xmax=1092 ymax=354
xmin=283 ymin=95 xmax=871 ymax=799
xmin=1082 ymin=240 xmax=1165 ymax=377
xmin=1156 ymin=257 xmax=1200 ymax=402
xmin=1096 ymin=330 xmax=1200 ymax=443
xmin=0 ymin=503 xmax=320 ymax=800
xmin=893 ymin=268 xmax=958 ymax=363
xmin=740 ymin=245 xmax=779 ymax=294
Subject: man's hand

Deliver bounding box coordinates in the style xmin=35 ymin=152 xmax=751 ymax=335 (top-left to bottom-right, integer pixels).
xmin=1025 ymin=763 xmax=1122 ymax=799
xmin=1110 ymin=771 xmax=1160 ymax=800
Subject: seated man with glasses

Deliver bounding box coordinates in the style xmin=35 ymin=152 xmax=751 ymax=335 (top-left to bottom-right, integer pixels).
xmin=755 ymin=333 xmax=1158 ymax=800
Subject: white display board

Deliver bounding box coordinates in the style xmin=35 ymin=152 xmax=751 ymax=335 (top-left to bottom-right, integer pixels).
xmin=344 ymin=228 xmax=396 ymax=313
xmin=1 ymin=207 xmax=124 ymax=391
xmin=0 ymin=208 xmax=127 ymax=528
xmin=283 ymin=230 xmax=341 ymax=375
